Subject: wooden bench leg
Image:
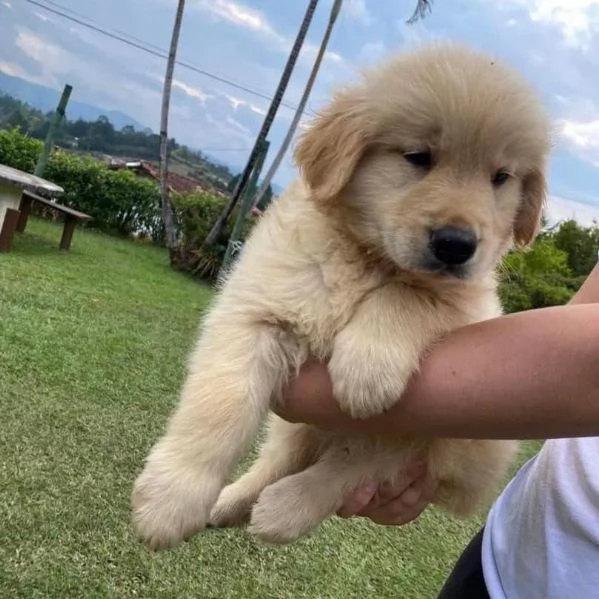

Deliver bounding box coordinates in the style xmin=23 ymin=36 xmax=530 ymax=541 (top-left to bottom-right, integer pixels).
xmin=60 ymin=216 xmax=77 ymax=251
xmin=16 ymin=194 xmax=33 ymax=233
xmin=0 ymin=208 xmax=20 ymax=253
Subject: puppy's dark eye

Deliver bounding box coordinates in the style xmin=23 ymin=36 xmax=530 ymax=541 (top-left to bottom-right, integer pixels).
xmin=492 ymin=170 xmax=511 ymax=187
xmin=403 ymin=151 xmax=433 ymax=169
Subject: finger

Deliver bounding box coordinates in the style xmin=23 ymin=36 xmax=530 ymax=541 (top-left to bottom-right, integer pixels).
xmin=360 ymin=477 xmax=436 ymax=525
xmin=368 ymin=499 xmax=429 ymax=526
xmin=375 ymin=462 xmax=427 ymax=505
xmin=365 ymin=486 xmax=431 ymax=524
xmin=336 ymin=483 xmax=378 ymax=518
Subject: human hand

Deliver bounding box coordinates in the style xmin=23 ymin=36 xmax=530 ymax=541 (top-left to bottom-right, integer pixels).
xmin=336 ymin=462 xmax=437 ymax=525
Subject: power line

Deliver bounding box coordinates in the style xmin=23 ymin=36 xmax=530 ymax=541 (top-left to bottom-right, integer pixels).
xmin=24 ymin=0 xmax=316 ymax=116
xmin=199 ymin=148 xmax=252 ymax=152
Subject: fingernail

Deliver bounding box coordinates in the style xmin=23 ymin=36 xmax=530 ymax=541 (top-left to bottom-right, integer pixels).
xmin=352 ymin=483 xmax=377 ymax=504
xmin=407 ymin=462 xmax=425 ymax=477
xmin=402 ymin=487 xmax=420 ymax=507
xmin=361 ymin=482 xmax=378 ymax=496
xmin=380 ymin=480 xmax=393 ymax=494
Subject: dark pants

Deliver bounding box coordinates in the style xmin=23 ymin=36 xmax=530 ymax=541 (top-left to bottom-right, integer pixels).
xmin=437 ymin=527 xmax=490 ymax=598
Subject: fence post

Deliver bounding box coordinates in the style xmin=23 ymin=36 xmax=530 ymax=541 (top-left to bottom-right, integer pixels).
xmin=34 ymin=83 xmax=73 ymax=177
xmin=218 ymin=139 xmax=270 ymax=281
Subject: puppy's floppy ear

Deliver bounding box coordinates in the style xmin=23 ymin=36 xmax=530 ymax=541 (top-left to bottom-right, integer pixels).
xmin=294 ymin=91 xmax=369 ymax=203
xmin=514 ymin=166 xmax=547 ymax=247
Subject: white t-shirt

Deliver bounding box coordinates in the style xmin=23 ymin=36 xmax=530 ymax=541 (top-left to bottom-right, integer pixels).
xmin=481 ymin=436 xmax=599 ymax=598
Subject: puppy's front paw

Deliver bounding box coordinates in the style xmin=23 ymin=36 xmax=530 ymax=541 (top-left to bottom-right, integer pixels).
xmin=131 ymin=458 xmax=222 ymax=550
xmin=328 ymin=339 xmax=412 ymax=419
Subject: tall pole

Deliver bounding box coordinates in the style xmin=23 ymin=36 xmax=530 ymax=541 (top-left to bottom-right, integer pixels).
xmin=219 ymin=139 xmax=270 ymax=280
xmin=204 ymin=0 xmax=319 ymax=247
xmin=160 ymin=0 xmax=186 ymax=260
xmin=34 ymin=83 xmax=72 ymax=177
xmin=251 ymin=0 xmax=342 ymax=211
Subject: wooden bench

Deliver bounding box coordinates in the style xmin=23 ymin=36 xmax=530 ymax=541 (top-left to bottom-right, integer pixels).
xmin=17 ymin=191 xmax=93 ymax=251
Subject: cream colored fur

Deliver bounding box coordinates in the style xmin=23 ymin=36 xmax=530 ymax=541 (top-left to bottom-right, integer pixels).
xmin=131 ymin=42 xmax=551 ymax=549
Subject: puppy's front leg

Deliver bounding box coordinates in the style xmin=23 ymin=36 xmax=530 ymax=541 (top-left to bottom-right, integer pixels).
xmin=329 ymin=285 xmax=442 ymax=419
xmin=131 ymin=319 xmax=298 ymax=550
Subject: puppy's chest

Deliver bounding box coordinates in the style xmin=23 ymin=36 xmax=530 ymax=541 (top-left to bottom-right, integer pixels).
xmin=274 ymin=260 xmax=386 ymax=358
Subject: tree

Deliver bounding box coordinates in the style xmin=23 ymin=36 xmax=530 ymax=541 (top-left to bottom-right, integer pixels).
xmin=159 ymin=0 xmax=186 ymax=262
xmin=204 ymin=0 xmax=320 ymax=247
xmin=407 ymin=0 xmax=434 ymax=23
xmin=499 ymin=237 xmax=576 ymax=313
xmin=551 ymin=219 xmax=599 ymax=277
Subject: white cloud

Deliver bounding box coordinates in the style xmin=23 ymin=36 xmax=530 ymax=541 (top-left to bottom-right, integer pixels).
xmin=249 ymin=104 xmax=267 ymax=116
xmin=172 ymin=79 xmax=213 ymax=104
xmin=547 ymin=195 xmax=599 ymax=226
xmin=503 ymin=0 xmax=599 ymax=49
xmin=558 ymin=117 xmax=599 ymax=166
xmin=15 ymin=29 xmax=64 ymax=71
xmin=225 ymin=94 xmax=267 ymax=116
xmin=0 ymin=60 xmax=49 ymax=86
xmin=193 ymin=0 xmax=286 ymax=46
xmin=344 ymin=0 xmax=374 ymax=25
xmin=560 ymin=118 xmax=599 ymax=149
xmin=2 ymin=1 xmax=12 ymax=8
xmin=193 ymin=0 xmax=346 ymax=67
xmin=357 ymin=41 xmax=386 ymax=64
xmin=226 ymin=115 xmax=251 ymax=135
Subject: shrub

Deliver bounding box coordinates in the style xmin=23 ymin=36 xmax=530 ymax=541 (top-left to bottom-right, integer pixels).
xmin=171 ymin=192 xmax=255 ymax=284
xmin=0 ymin=128 xmax=163 ymax=240
xmin=44 ymin=150 xmax=163 ymax=240
xmin=0 ymin=127 xmax=41 ymax=172
xmin=498 ymin=236 xmax=578 ymax=313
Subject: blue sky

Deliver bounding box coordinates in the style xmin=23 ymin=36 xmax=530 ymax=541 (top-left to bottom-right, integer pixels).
xmin=3 ymin=0 xmax=599 ymax=225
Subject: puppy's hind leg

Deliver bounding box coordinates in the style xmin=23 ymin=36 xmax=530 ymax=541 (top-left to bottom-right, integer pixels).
xmin=248 ymin=444 xmax=402 ymax=545
xmin=131 ymin=318 xmax=301 ymax=550
xmin=209 ymin=416 xmax=322 ymax=528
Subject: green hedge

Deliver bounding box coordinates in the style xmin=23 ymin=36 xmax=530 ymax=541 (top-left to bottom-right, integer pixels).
xmin=0 ymin=128 xmax=162 ymax=240
xmin=171 ymin=192 xmax=254 ymax=283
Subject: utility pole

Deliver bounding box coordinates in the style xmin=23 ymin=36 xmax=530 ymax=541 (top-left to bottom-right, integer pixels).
xmin=251 ymin=0 xmax=342 ymax=211
xmin=160 ymin=0 xmax=186 ymax=262
xmin=204 ymin=0 xmax=319 ymax=247
xmin=218 ymin=139 xmax=270 ymax=280
xmin=34 ymin=83 xmax=72 ymax=177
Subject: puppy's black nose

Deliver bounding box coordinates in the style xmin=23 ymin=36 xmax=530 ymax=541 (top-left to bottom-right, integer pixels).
xmin=430 ymin=226 xmax=477 ymax=265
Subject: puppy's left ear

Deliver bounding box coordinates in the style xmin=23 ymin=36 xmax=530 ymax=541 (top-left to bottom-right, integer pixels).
xmin=293 ymin=91 xmax=370 ymax=203
xmin=513 ymin=166 xmax=547 ymax=247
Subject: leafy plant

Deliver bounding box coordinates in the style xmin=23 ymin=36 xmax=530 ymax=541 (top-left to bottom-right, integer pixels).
xmin=0 ymin=128 xmax=163 ymax=240
xmin=171 ymin=191 xmax=255 ymax=283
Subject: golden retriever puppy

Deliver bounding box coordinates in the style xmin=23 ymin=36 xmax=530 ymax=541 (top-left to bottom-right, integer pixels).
xmin=131 ymin=41 xmax=551 ymax=549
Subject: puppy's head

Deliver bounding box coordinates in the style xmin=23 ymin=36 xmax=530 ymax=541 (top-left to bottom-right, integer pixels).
xmin=294 ymin=42 xmax=551 ymax=281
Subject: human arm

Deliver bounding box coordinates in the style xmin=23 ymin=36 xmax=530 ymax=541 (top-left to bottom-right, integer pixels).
xmin=277 ymin=263 xmax=599 ymax=523
xmin=275 ymin=263 xmax=599 ymax=441
xmin=568 ymin=261 xmax=599 ymax=305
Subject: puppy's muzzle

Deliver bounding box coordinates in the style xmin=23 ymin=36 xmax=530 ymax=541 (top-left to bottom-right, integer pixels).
xmin=429 ymin=226 xmax=477 ymax=266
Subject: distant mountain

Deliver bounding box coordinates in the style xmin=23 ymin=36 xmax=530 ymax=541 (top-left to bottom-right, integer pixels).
xmin=202 ymin=152 xmax=243 ymax=174
xmin=0 ymin=71 xmax=148 ymax=131
xmin=271 ymin=182 xmax=285 ymax=196
xmin=201 ymin=153 xmax=286 ymax=196
xmin=0 ymin=72 xmax=289 ymax=192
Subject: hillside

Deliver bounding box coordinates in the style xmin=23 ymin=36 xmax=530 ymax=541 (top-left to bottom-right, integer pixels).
xmin=0 ymin=91 xmax=236 ymax=195
xmin=0 ymin=82 xmax=281 ymax=200
xmin=0 ymin=71 xmax=147 ymax=131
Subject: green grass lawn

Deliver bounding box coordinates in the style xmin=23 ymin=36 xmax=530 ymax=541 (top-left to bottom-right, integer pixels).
xmin=0 ymin=218 xmax=542 ymax=598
